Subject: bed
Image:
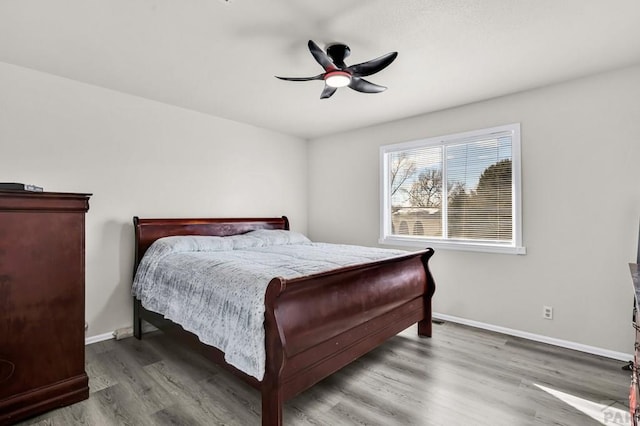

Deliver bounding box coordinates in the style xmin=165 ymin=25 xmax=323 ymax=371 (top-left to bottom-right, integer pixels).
xmin=132 ymin=216 xmax=435 ymax=426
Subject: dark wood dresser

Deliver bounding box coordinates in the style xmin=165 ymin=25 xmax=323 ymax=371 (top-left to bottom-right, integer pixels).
xmin=0 ymin=191 xmax=91 ymax=425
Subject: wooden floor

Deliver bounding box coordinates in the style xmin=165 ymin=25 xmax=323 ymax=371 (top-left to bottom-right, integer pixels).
xmin=18 ymin=322 xmax=630 ymax=426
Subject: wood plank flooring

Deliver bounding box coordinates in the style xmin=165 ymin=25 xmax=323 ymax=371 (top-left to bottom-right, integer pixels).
xmin=17 ymin=322 xmax=631 ymax=425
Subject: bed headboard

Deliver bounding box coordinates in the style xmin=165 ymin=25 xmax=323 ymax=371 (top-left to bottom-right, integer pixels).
xmin=133 ymin=216 xmax=290 ymax=267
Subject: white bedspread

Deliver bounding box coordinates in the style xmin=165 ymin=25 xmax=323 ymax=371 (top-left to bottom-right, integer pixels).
xmin=132 ymin=229 xmax=407 ymax=380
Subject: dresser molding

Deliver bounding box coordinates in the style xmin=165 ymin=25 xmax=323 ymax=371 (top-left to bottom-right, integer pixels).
xmin=0 ymin=375 xmax=88 ymax=424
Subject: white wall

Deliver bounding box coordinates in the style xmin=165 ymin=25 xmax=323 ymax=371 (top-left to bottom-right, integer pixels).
xmin=0 ymin=62 xmax=308 ymax=338
xmin=308 ymin=65 xmax=640 ymax=355
xmin=3 ymin=59 xmax=639 ymax=356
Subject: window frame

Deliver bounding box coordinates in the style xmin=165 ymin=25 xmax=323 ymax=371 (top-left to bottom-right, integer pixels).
xmin=379 ymin=123 xmax=525 ymax=255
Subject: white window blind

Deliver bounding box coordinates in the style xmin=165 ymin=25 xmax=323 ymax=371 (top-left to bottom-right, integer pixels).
xmin=380 ymin=123 xmax=524 ymax=254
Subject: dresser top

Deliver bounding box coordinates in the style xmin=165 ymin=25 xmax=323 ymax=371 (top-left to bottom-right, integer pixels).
xmin=0 ymin=191 xmax=91 ymax=212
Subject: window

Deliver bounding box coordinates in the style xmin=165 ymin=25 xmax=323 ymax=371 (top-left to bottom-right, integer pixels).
xmin=380 ymin=123 xmax=525 ymax=254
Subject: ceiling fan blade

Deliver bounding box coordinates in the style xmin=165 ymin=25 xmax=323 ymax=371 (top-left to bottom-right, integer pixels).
xmin=348 ymin=77 xmax=387 ymax=93
xmin=320 ymin=85 xmax=337 ymax=99
xmin=346 ymin=52 xmax=398 ymax=77
xmin=308 ymin=40 xmax=338 ymax=72
xmin=275 ymin=74 xmax=324 ymax=81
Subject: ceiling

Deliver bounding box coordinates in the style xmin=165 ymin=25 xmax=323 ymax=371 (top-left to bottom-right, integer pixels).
xmin=1 ymin=0 xmax=639 ymax=139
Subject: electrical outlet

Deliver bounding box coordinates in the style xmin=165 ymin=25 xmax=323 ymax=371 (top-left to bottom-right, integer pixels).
xmin=543 ymin=306 xmax=553 ymax=320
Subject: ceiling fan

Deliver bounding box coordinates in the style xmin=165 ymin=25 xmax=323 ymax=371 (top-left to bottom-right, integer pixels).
xmin=276 ymin=40 xmax=398 ymax=99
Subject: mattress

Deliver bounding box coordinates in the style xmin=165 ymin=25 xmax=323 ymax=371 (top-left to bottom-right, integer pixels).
xmin=132 ymin=229 xmax=408 ymax=380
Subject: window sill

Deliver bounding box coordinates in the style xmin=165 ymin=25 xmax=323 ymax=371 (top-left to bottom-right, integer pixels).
xmin=379 ymin=236 xmax=526 ymax=255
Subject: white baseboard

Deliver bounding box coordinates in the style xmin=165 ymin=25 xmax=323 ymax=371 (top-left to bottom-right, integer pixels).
xmin=85 ymin=323 xmax=158 ymax=346
xmin=433 ymin=312 xmax=633 ymax=362
xmin=85 ymin=332 xmax=114 ymax=345
xmin=86 ymin=315 xmax=633 ymax=362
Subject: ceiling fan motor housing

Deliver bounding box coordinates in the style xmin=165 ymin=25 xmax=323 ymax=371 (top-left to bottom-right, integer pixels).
xmin=326 ymin=44 xmax=351 ymax=65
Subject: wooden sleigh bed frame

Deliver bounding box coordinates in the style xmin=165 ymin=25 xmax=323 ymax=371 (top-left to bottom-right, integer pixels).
xmin=132 ymin=216 xmax=435 ymax=426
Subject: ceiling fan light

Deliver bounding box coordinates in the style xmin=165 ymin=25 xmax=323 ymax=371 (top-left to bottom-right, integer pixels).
xmin=325 ymin=71 xmax=351 ymax=88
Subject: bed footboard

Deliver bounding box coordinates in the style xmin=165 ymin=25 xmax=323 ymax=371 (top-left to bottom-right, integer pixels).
xmin=261 ymin=248 xmax=435 ymax=425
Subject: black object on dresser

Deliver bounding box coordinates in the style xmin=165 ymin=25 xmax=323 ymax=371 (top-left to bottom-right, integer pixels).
xmin=0 ymin=191 xmax=91 ymax=425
